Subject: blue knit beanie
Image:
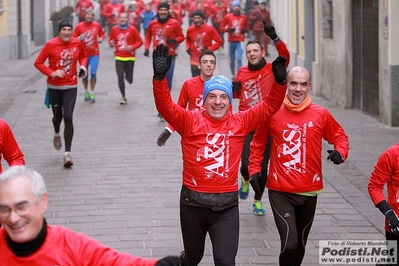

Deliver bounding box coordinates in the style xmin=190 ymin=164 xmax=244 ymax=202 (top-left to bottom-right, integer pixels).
xmin=232 ymin=1 xmax=241 ymax=7
xmin=203 ymin=75 xmax=233 ymax=104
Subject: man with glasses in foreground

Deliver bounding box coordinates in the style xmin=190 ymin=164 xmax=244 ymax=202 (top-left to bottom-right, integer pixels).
xmin=0 ymin=166 xmax=180 ymax=265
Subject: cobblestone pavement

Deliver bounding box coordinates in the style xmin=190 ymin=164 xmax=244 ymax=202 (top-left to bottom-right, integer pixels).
xmin=1 ymin=24 xmax=398 ymax=265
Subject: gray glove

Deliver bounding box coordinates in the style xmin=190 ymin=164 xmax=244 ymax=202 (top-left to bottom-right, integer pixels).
xmin=78 ymin=33 xmax=85 ymax=41
xmin=157 ymin=129 xmax=172 ymax=146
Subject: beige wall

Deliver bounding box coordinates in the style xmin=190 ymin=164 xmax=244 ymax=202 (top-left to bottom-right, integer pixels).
xmin=0 ymin=0 xmax=8 ymax=37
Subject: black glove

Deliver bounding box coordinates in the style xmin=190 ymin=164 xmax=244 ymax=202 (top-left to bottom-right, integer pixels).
xmin=272 ymin=56 xmax=287 ymax=85
xmin=249 ymin=172 xmax=262 ymax=196
xmin=144 ymin=49 xmax=149 ymax=57
xmin=186 ymin=48 xmax=192 ymax=56
xmin=327 ymin=150 xmax=343 ymax=165
xmin=241 ymin=28 xmax=248 ymax=34
xmin=111 ymin=13 xmax=116 ymax=18
xmin=78 ymin=68 xmax=85 ymax=78
xmin=153 ymin=44 xmax=172 ymax=81
xmin=155 ymin=255 xmax=181 ymax=266
xmin=227 ymin=28 xmax=235 ymax=33
xmin=256 ymin=14 xmax=261 ymax=20
xmin=157 ymin=129 xmax=172 ymax=146
xmin=166 ymin=38 xmax=177 ymax=45
xmin=263 ymin=21 xmax=278 ymax=40
xmin=377 ymin=200 xmax=399 ymax=235
xmin=232 ymin=81 xmax=241 ymax=92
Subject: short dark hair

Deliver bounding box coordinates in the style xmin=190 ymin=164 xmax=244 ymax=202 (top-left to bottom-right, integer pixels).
xmin=245 ymin=40 xmax=264 ymax=51
xmin=199 ymin=49 xmax=216 ymax=63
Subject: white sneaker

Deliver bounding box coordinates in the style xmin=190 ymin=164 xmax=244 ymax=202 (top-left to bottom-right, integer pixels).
xmin=63 ymin=152 xmax=73 ymax=167
xmin=120 ymin=97 xmax=127 ymax=105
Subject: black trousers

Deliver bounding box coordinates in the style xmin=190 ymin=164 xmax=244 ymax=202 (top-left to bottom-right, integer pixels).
xmin=48 ymin=88 xmax=77 ymax=152
xmin=180 ymin=203 xmax=239 ymax=266
xmin=115 ymin=60 xmax=135 ymax=97
xmin=240 ymin=132 xmax=271 ymax=200
xmin=269 ymin=189 xmax=317 ymax=266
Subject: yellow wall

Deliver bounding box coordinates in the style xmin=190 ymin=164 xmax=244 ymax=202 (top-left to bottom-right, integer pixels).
xmin=290 ymin=0 xmax=297 ymax=53
xmin=0 ymin=0 xmax=8 ymax=37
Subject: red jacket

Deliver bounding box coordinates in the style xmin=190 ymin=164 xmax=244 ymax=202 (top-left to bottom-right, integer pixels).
xmin=0 ymin=119 xmax=24 ymax=173
xmin=185 ymin=23 xmax=222 ymax=65
xmin=73 ymin=21 xmax=105 ymax=57
xmin=220 ymin=13 xmax=249 ymax=42
xmin=34 ymin=37 xmax=87 ymax=89
xmin=368 ymin=143 xmax=399 ymax=233
xmin=209 ymin=3 xmax=228 ymax=25
xmin=0 ymin=225 xmax=157 ymax=265
xmin=109 ymin=25 xmax=143 ymax=59
xmin=249 ymin=102 xmax=349 ymax=193
xmin=153 ymin=77 xmax=286 ymax=193
xmin=145 ymin=18 xmax=185 ymax=56
xmin=101 ymin=2 xmax=125 ymax=25
xmin=165 ymin=75 xmax=206 ymax=133
xmin=249 ymin=7 xmax=271 ymax=32
xmin=234 ymin=40 xmax=290 ymax=111
xmin=75 ymin=0 xmax=95 ymax=19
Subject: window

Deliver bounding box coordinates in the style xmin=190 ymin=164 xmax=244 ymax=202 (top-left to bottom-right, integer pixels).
xmin=322 ymin=0 xmax=333 ymax=39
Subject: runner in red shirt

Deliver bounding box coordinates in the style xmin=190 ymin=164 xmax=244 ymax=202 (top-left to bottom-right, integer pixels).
xmin=234 ymin=24 xmax=290 ymax=216
xmin=34 ymin=20 xmax=88 ymax=167
xmin=249 ymin=66 xmax=349 ymax=265
xmin=156 ymin=50 xmax=217 ymax=146
xmin=101 ymin=1 xmax=125 ymax=31
xmin=220 ymin=1 xmax=249 ymax=80
xmin=144 ymin=2 xmax=184 ymax=92
xmin=75 ymin=0 xmax=95 ymax=22
xmin=152 ymin=43 xmax=288 ymax=266
xmin=185 ymin=10 xmax=222 ymax=77
xmin=73 ymin=8 xmax=105 ymax=103
xmin=0 ymin=166 xmax=182 ymax=266
xmin=369 ymin=143 xmax=399 ymax=258
xmin=109 ymin=11 xmax=143 ymax=105
xmin=209 ymin=0 xmax=228 ymax=54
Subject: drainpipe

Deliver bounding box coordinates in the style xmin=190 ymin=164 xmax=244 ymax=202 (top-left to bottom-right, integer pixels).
xmin=17 ymin=0 xmax=22 ymax=59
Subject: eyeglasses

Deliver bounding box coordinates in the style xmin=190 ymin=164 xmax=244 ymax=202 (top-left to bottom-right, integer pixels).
xmin=289 ymin=81 xmax=309 ymax=89
xmin=0 ymin=202 xmax=34 ymax=219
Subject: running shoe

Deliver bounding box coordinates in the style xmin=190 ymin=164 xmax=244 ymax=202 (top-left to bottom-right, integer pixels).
xmin=84 ymin=91 xmax=90 ymax=101
xmin=253 ymin=200 xmax=266 ymax=216
xmin=63 ymin=152 xmax=73 ymax=167
xmin=90 ymin=93 xmax=95 ymax=103
xmin=239 ymin=177 xmax=249 ymax=199
xmin=120 ymin=97 xmax=127 ymax=105
xmin=53 ymin=135 xmax=62 ymax=150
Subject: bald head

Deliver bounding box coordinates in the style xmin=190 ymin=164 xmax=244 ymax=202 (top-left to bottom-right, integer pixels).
xmin=286 ymin=66 xmax=312 ymax=105
xmin=287 ymin=66 xmax=311 ymax=81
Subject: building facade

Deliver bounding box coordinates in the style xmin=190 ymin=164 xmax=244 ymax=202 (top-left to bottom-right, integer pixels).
xmin=271 ymin=0 xmax=399 ymax=126
xmin=0 ymin=0 xmax=77 ymax=64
